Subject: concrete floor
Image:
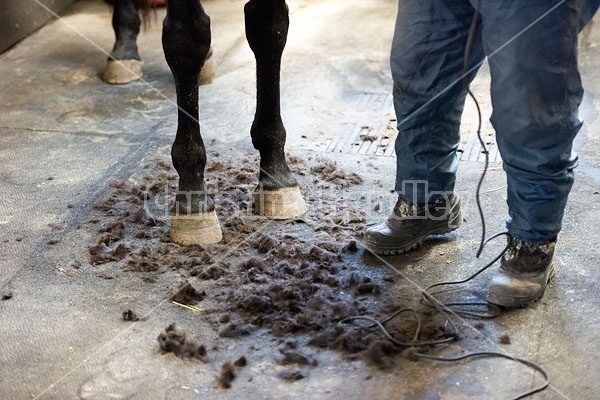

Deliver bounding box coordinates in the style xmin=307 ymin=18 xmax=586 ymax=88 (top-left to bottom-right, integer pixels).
xmin=1 ymin=0 xmax=600 ymax=399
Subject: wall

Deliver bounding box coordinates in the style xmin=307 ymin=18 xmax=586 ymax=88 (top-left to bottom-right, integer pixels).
xmin=0 ymin=0 xmax=79 ymax=54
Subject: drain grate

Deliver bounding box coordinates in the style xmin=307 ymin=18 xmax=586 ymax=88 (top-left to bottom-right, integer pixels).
xmin=325 ymin=121 xmax=397 ymax=157
xmin=325 ymin=92 xmax=397 ymax=157
xmin=324 ymin=92 xmax=500 ymax=163
xmin=458 ymin=103 xmax=501 ymax=163
xmin=458 ymin=131 xmax=500 ymax=163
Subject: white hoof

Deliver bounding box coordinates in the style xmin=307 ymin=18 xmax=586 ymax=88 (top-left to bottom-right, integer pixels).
xmin=170 ymin=209 xmax=223 ymax=245
xmin=253 ymin=186 xmax=307 ymax=220
xmin=102 ymin=59 xmax=143 ymax=84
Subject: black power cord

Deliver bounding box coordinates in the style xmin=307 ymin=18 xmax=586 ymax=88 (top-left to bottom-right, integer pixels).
xmin=346 ymin=1 xmax=550 ymax=398
xmin=340 ymin=311 xmax=550 ymax=400
xmin=416 ymin=3 xmax=549 ymax=397
xmin=415 ymin=351 xmax=550 ymax=400
xmin=420 ymin=231 xmax=509 ymax=319
xmin=462 ymin=0 xmax=509 ymax=260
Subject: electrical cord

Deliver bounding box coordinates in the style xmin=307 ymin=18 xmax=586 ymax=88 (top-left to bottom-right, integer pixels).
xmin=414 ymin=351 xmax=550 ymax=400
xmin=423 ymin=3 xmax=548 ymax=396
xmin=339 ymin=312 xmax=549 ymax=400
xmin=340 ymin=294 xmax=549 ymax=399
xmin=339 ymin=315 xmax=456 ymax=347
xmin=344 ymin=1 xmax=550 ymax=398
xmin=420 ymin=232 xmax=509 ymax=319
xmin=462 ymin=0 xmax=506 ymax=259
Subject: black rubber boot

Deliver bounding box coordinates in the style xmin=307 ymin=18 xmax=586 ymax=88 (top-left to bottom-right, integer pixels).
xmin=487 ymin=236 xmax=556 ymax=308
xmin=364 ymin=194 xmax=462 ymax=255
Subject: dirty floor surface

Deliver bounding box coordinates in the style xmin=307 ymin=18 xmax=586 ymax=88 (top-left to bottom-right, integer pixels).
xmin=1 ymin=1 xmax=600 ymax=399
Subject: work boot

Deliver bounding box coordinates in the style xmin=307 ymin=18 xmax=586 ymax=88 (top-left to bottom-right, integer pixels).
xmin=364 ymin=194 xmax=462 ymax=255
xmin=487 ymin=236 xmax=556 ymax=308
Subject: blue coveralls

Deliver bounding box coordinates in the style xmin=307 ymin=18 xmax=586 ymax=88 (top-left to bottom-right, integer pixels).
xmin=391 ymin=0 xmax=599 ymax=241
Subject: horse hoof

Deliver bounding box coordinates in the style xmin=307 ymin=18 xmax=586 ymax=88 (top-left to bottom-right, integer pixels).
xmin=170 ymin=209 xmax=223 ymax=245
xmin=198 ymin=51 xmax=216 ymax=85
xmin=102 ymin=59 xmax=143 ymax=84
xmin=253 ymin=186 xmax=307 ymax=219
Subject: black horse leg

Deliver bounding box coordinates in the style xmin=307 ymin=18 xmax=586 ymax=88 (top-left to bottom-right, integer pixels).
xmin=245 ymin=0 xmax=307 ymax=219
xmin=162 ymin=0 xmax=222 ymax=245
xmin=103 ymin=0 xmax=144 ymax=84
xmin=104 ymin=0 xmax=215 ymax=85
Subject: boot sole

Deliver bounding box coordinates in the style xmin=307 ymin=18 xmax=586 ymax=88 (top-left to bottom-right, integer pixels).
xmin=364 ymin=225 xmax=458 ymax=256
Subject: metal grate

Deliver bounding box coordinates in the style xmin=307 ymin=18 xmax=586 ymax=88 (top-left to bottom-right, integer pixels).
xmin=325 ymin=92 xmax=397 ymax=157
xmin=458 ymin=131 xmax=501 ymax=163
xmin=324 ymin=92 xmax=500 ymax=163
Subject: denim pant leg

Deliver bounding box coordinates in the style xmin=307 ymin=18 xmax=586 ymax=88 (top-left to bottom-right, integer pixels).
xmin=480 ymin=0 xmax=597 ymax=241
xmin=391 ymin=0 xmax=484 ymax=204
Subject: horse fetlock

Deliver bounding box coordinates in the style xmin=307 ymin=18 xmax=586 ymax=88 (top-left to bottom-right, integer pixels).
xmin=172 ymin=191 xmax=214 ymax=216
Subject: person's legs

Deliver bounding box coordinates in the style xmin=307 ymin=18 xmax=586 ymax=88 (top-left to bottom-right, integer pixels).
xmin=482 ymin=0 xmax=586 ymax=242
xmin=365 ymin=0 xmax=483 ymax=255
xmin=392 ymin=0 xmax=484 ymax=204
xmin=480 ymin=0 xmax=598 ymax=307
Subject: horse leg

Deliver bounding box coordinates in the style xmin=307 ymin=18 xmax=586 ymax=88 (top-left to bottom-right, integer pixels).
xmin=245 ymin=0 xmax=307 ymax=219
xmin=103 ymin=0 xmax=144 ymax=84
xmin=162 ymin=0 xmax=222 ymax=245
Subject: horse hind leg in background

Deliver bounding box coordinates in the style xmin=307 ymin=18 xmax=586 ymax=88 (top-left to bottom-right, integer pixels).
xmin=103 ymin=0 xmax=215 ymax=85
xmin=162 ymin=0 xmax=307 ymax=245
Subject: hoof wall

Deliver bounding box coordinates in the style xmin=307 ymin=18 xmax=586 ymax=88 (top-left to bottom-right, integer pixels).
xmin=102 ymin=59 xmax=143 ymax=84
xmin=170 ymin=210 xmax=222 ymax=245
xmin=253 ymin=186 xmax=307 ymax=220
